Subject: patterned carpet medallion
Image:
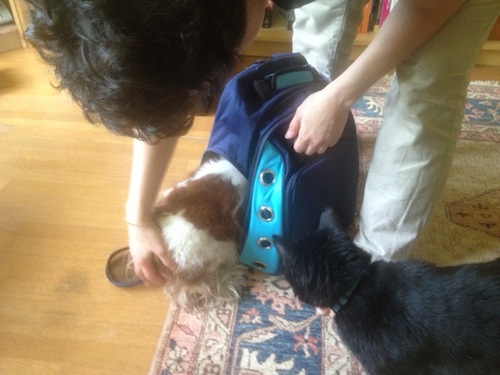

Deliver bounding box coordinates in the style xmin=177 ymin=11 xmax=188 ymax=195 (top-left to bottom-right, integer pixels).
xmin=446 ymin=189 xmax=500 ymax=239
xmin=149 ymin=79 xmax=500 ymax=375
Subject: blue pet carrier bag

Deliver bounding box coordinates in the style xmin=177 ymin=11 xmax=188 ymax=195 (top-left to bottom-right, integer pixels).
xmin=203 ymin=53 xmax=359 ymax=274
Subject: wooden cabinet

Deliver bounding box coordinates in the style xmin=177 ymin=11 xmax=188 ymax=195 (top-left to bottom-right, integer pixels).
xmin=0 ymin=0 xmax=30 ymax=52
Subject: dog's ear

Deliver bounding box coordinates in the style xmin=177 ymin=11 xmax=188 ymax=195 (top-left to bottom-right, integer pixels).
xmin=272 ymin=235 xmax=292 ymax=261
xmin=319 ymin=207 xmax=338 ymax=230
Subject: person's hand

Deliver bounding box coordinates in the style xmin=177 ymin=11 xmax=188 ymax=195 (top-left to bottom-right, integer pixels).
xmin=127 ymin=223 xmax=177 ymax=286
xmin=285 ymin=87 xmax=350 ymax=155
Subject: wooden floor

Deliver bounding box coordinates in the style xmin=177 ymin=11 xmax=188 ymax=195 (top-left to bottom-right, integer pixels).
xmin=0 ymin=48 xmax=213 ymax=375
xmin=1 ymin=47 xmax=499 ymax=375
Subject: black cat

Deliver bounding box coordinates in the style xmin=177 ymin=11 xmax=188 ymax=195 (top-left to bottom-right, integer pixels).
xmin=273 ymin=208 xmax=500 ymax=375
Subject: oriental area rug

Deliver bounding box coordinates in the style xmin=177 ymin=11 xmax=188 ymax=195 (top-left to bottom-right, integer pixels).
xmin=149 ymin=78 xmax=500 ymax=375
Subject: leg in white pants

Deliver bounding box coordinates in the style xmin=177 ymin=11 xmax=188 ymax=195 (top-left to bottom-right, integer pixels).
xmin=293 ymin=0 xmax=500 ymax=260
xmin=292 ymin=0 xmax=367 ymax=79
xmin=354 ymin=0 xmax=500 ymax=260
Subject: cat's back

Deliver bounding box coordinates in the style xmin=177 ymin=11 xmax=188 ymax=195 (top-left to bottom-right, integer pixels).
xmin=339 ymin=258 xmax=500 ymax=334
xmin=336 ymin=258 xmax=500 ymax=374
xmin=383 ymin=258 xmax=500 ymax=321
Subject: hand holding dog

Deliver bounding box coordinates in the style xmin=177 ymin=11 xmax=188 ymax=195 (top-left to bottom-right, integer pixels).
xmin=127 ymin=224 xmax=175 ymax=286
xmin=125 ymin=137 xmax=179 ymax=286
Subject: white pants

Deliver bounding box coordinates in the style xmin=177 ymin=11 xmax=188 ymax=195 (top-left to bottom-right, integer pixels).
xmin=293 ymin=0 xmax=500 ymax=260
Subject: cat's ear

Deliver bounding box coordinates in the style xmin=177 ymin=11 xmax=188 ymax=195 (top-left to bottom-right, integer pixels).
xmin=272 ymin=235 xmax=292 ymax=260
xmin=319 ymin=207 xmax=338 ymax=230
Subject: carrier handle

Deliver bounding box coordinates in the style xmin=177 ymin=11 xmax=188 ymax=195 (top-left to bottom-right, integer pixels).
xmin=253 ymin=65 xmax=319 ymax=99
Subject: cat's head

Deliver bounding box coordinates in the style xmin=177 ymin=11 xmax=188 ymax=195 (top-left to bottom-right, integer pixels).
xmin=273 ymin=207 xmax=369 ymax=308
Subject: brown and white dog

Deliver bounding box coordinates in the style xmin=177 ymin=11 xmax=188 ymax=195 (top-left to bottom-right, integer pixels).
xmin=152 ymin=156 xmax=248 ymax=311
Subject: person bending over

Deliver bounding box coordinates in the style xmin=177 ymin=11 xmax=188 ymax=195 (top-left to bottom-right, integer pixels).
xmin=26 ymin=0 xmax=500 ymax=285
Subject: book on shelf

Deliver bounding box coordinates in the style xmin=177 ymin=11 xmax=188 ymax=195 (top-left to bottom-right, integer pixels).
xmin=358 ymin=0 xmax=373 ymax=33
xmin=379 ymin=0 xmax=392 ymax=27
xmin=358 ymin=0 xmax=399 ymax=33
xmin=262 ymin=6 xmax=273 ymax=28
xmin=261 ymin=3 xmax=294 ymax=31
xmin=372 ymin=0 xmax=383 ymax=32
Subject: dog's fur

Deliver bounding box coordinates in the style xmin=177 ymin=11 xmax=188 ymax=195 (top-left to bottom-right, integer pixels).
xmin=152 ymin=157 xmax=248 ymax=310
xmin=274 ymin=208 xmax=500 ymax=375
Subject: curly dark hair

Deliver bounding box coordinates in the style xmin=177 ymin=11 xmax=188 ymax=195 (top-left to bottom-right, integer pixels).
xmin=25 ymin=0 xmax=247 ymax=142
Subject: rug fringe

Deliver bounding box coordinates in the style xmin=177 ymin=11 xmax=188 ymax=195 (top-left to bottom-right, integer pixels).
xmin=470 ymin=80 xmax=500 ymax=85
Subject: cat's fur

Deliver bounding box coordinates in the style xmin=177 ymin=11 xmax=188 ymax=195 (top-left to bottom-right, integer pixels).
xmin=273 ymin=208 xmax=500 ymax=375
xmin=152 ymin=156 xmax=248 ymax=311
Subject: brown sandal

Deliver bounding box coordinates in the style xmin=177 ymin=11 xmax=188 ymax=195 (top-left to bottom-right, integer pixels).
xmin=105 ymin=247 xmax=143 ymax=287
